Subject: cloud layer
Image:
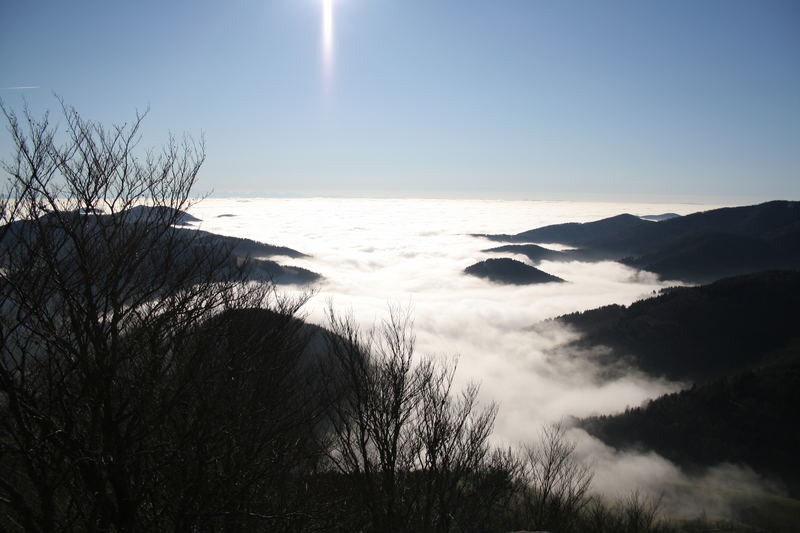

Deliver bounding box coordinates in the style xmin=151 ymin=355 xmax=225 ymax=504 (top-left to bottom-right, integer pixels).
xmin=184 ymin=197 xmax=782 ymax=516
xmin=187 ymin=198 xmax=714 ymax=435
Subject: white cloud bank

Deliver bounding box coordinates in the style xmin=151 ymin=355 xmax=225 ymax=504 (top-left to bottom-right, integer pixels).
xmin=187 ymin=197 xmax=710 ymax=437
xmin=184 ymin=197 xmax=781 ymax=514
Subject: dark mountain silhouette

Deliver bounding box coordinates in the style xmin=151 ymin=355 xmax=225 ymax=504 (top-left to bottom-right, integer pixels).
xmin=236 ymin=257 xmax=320 ymax=285
xmin=127 ymin=207 xmax=305 ymax=258
xmin=123 ymin=205 xmax=200 ymax=224
xmin=553 ymin=270 xmax=800 ymax=383
xmin=481 ymin=244 xmax=569 ymax=262
xmin=579 ymin=353 xmax=800 ymax=497
xmin=192 ymin=229 xmax=308 ymax=259
xmin=481 ymin=244 xmax=612 ymax=264
xmin=639 ymin=213 xmax=681 ymax=222
xmin=465 ymin=258 xmax=564 ymax=285
xmin=492 ymin=200 xmax=799 ymax=253
xmin=477 ymin=200 xmax=800 ymax=282
xmin=475 ymin=213 xmax=648 ymax=248
xmin=0 ymin=206 xmax=319 ymax=285
xmin=567 ymin=270 xmax=800 ymax=497
xmin=620 ymin=232 xmax=794 ymax=283
xmin=198 ymin=307 xmax=335 ymax=366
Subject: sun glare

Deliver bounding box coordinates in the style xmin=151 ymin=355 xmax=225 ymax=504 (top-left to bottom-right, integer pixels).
xmin=322 ymin=0 xmax=335 ymax=81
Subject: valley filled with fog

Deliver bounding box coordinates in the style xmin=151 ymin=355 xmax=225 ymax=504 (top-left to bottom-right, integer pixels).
xmin=187 ymin=198 xmax=717 ymax=428
xmin=189 ymin=199 xmax=710 ymax=410
xmin=186 ymin=197 xmax=766 ymax=501
xmin=4 ymin=0 xmax=797 ymax=528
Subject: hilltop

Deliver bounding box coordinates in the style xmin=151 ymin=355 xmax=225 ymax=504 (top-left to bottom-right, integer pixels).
xmin=477 ymin=201 xmax=800 ymax=283
xmin=465 ymin=258 xmax=564 ymax=285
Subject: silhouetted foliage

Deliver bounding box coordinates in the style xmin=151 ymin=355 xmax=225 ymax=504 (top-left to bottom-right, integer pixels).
xmin=0 ymin=102 xmax=321 ymax=532
xmin=518 ymin=423 xmax=593 ymax=532
xmin=554 ymin=270 xmax=800 ymax=383
xmin=580 ymin=355 xmax=800 ymax=498
xmin=321 ymin=306 xmax=508 ymax=533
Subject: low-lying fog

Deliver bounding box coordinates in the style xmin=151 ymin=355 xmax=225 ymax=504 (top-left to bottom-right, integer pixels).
xmin=187 ymin=197 xmax=773 ymax=505
xmin=187 ymin=197 xmax=710 ymax=440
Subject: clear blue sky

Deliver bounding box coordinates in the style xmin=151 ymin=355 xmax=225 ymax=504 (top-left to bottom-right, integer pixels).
xmin=1 ymin=0 xmax=798 ymax=201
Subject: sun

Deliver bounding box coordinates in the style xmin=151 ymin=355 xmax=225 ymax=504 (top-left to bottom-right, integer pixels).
xmin=322 ymin=0 xmax=336 ymax=79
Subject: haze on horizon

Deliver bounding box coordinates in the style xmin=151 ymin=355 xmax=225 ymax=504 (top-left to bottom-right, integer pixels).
xmin=1 ymin=0 xmax=798 ymax=202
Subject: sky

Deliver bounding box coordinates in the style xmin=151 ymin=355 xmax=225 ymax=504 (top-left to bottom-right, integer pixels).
xmin=1 ymin=0 xmax=799 ymax=201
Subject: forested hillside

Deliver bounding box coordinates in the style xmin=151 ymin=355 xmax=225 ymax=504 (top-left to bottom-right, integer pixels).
xmin=580 ymin=353 xmax=800 ymax=497
xmin=555 ymin=270 xmax=800 ymax=383
xmin=478 ymin=201 xmax=800 ymax=282
xmin=566 ymin=271 xmax=800 ymax=499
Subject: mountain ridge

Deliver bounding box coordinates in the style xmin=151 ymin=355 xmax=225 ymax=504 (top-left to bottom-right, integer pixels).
xmin=477 ymin=200 xmax=800 ymax=282
xmin=552 ymin=270 xmax=800 ymax=383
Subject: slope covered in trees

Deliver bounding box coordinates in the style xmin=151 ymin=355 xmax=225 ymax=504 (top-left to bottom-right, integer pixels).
xmin=554 ymin=270 xmax=800 ymax=383
xmin=564 ymin=271 xmax=800 ymax=498
xmin=465 ymin=258 xmax=564 ymax=284
xmin=476 ymin=213 xmax=649 ymax=247
xmin=579 ymin=354 xmax=800 ymax=497
xmin=640 ymin=213 xmax=680 ymax=222
xmin=481 ymin=243 xmax=570 ymax=262
xmin=476 ymin=201 xmax=800 ymax=282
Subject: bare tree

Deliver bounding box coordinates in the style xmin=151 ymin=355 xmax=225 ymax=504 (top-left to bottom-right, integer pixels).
xmin=322 ymin=306 xmax=501 ymax=533
xmin=0 ymin=101 xmax=319 ymax=532
xmin=453 ymin=447 xmax=522 ymax=533
xmin=413 ymin=363 xmax=498 ymax=533
xmin=579 ymin=491 xmax=666 ymax=533
xmin=520 ymin=422 xmax=594 ymax=532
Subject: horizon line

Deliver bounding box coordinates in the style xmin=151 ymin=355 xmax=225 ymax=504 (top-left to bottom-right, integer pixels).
xmin=191 ymin=189 xmax=790 ymax=206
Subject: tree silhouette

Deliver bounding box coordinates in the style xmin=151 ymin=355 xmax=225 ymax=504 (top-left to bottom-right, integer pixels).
xmin=322 ymin=306 xmax=500 ymax=533
xmin=0 ymin=101 xmax=319 ymax=532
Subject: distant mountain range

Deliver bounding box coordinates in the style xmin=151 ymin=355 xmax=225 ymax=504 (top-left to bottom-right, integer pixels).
xmin=481 ymin=244 xmax=569 ymax=262
xmin=476 ymin=200 xmax=800 ymax=283
xmin=178 ymin=212 xmax=318 ymax=284
xmin=553 ymin=270 xmax=800 ymax=497
xmin=639 ymin=213 xmax=681 ymax=222
xmin=0 ymin=206 xmax=321 ymax=286
xmin=464 ymin=258 xmax=564 ymax=285
xmin=480 ymin=202 xmax=800 ymax=502
xmin=234 ymin=257 xmax=320 ymax=285
xmin=180 ymin=228 xmax=306 ymax=259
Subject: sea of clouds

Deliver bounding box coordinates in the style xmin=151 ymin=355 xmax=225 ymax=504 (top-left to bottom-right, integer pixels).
xmin=186 ymin=197 xmax=779 ymax=514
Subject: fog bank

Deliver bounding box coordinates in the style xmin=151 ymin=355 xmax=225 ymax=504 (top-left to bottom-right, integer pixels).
xmin=187 ymin=197 xmax=762 ymax=508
